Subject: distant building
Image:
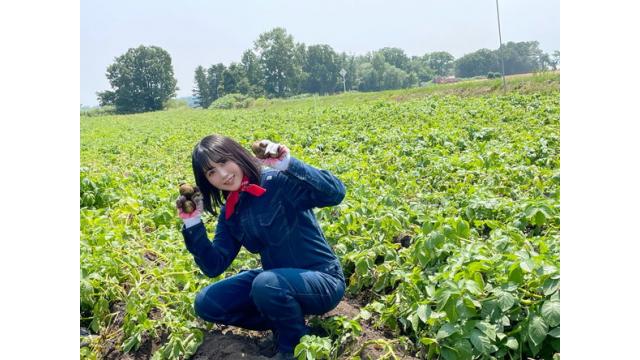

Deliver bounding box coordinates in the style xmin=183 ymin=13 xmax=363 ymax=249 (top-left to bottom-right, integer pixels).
xmin=434 ymin=76 xmax=459 ymax=84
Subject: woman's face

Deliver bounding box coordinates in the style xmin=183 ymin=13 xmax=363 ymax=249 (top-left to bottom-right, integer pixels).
xmin=205 ymin=160 xmax=244 ymax=191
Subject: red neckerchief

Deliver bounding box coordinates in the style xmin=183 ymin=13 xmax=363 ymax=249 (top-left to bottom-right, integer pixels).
xmin=225 ymin=175 xmax=266 ymax=219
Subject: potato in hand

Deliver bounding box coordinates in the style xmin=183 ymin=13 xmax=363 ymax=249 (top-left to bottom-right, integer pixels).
xmin=251 ymin=140 xmax=269 ymax=159
xmin=177 ymin=183 xmax=201 ymax=214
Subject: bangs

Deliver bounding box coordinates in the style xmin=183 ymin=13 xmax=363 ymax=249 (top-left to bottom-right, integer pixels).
xmin=193 ymin=146 xmax=229 ymax=173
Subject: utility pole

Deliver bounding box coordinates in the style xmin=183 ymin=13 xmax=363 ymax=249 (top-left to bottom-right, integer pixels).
xmin=495 ymin=0 xmax=507 ymax=93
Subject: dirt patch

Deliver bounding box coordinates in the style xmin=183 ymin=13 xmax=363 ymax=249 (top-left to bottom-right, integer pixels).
xmin=189 ymin=297 xmax=419 ymax=360
xmin=190 ymin=329 xmax=270 ymax=360
xmin=323 ymin=299 xmax=419 ymax=360
xmin=87 ymin=297 xmax=419 ymax=359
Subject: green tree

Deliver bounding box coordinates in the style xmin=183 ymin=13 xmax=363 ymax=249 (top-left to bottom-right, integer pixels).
xmin=425 ymin=51 xmax=455 ymax=76
xmin=241 ymin=49 xmax=264 ymax=96
xmin=550 ymin=50 xmax=560 ymax=71
xmin=291 ymin=43 xmax=307 ymax=95
xmin=377 ymin=47 xmax=410 ymax=72
xmin=357 ymin=62 xmax=377 ymax=91
xmin=303 ymin=44 xmax=339 ymax=94
xmin=193 ymin=65 xmax=212 ymax=108
xmin=254 ymin=27 xmax=298 ymax=97
xmin=207 ymin=63 xmax=225 ymax=100
xmin=454 ymin=49 xmax=499 ymax=78
xmin=381 ymin=64 xmax=409 ymax=90
xmin=97 ymin=45 xmax=178 ymax=113
xmin=409 ymin=55 xmax=436 ymax=84
xmin=222 ymin=62 xmax=249 ymax=95
xmin=500 ymin=41 xmax=544 ymax=74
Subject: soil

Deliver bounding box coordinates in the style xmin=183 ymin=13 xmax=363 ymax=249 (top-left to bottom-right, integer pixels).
xmin=190 ymin=330 xmax=271 ymax=360
xmin=85 ymin=297 xmax=420 ymax=360
xmin=188 ymin=297 xmax=420 ymax=360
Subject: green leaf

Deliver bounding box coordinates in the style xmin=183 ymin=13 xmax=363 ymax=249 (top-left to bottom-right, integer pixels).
xmin=543 ymin=278 xmax=560 ymax=296
xmin=422 ymin=221 xmax=434 ymax=235
xmin=541 ymin=300 xmax=560 ymax=327
xmin=358 ymin=309 xmax=371 ymax=321
xmin=436 ymin=290 xmax=452 ymax=311
xmin=436 ymin=323 xmax=457 ymax=340
xmin=441 ymin=348 xmax=457 ymax=360
xmin=548 ymin=326 xmax=560 ymax=338
xmin=465 ymin=280 xmax=482 ymax=295
xmin=420 ymin=337 xmax=438 ymax=345
xmin=417 ymin=304 xmax=430 ymax=323
xmin=408 ymin=313 xmax=420 ymax=332
xmin=476 ymin=321 xmax=497 ymax=341
xmin=473 ymin=272 xmax=485 ymax=290
xmin=456 ymin=219 xmax=470 ymax=238
xmin=520 ymin=259 xmax=535 ymax=273
xmin=122 ymin=334 xmax=140 ymax=353
xmin=505 ymin=337 xmax=519 ymax=350
xmin=442 ymin=224 xmax=456 ymax=239
xmin=444 ymin=295 xmax=459 ymax=322
xmin=454 ymin=339 xmax=473 ymax=359
xmin=527 ymin=315 xmax=549 ymax=346
xmin=508 ymin=265 xmax=523 ymax=284
xmin=355 ymin=257 xmax=370 ymax=275
xmin=495 ymin=290 xmax=516 ymax=311
xmin=469 ymin=329 xmax=493 ymax=355
xmin=528 ymin=336 xmax=542 ymax=356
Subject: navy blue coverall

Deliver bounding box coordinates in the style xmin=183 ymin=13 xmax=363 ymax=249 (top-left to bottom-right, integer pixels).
xmin=181 ymin=157 xmax=347 ymax=353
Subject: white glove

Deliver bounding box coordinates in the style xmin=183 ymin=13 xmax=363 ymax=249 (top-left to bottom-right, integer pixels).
xmin=257 ymin=140 xmax=291 ymax=171
xmin=176 ymin=193 xmax=203 ymax=228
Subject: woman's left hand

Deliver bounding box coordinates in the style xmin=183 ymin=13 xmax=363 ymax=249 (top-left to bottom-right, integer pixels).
xmin=256 ymin=140 xmax=291 ymax=171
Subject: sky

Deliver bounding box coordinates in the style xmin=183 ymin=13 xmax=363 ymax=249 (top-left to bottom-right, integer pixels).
xmin=81 ymin=0 xmax=559 ymax=106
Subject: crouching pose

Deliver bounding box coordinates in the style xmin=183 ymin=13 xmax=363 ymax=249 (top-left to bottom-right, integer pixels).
xmin=176 ymin=134 xmax=346 ymax=359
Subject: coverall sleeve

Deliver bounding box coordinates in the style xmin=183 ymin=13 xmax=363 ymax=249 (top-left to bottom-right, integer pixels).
xmin=181 ymin=208 xmax=241 ymax=278
xmin=279 ymin=156 xmax=346 ymax=211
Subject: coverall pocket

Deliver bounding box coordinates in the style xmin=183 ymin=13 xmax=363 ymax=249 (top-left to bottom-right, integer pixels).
xmin=258 ymin=202 xmax=289 ymax=246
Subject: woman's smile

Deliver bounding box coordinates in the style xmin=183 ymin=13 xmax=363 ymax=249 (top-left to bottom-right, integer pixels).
xmin=223 ymin=174 xmax=234 ymax=185
xmin=206 ymin=160 xmax=244 ymax=191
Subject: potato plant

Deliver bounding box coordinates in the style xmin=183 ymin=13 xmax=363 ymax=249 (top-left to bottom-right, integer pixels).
xmin=81 ymin=74 xmax=559 ymax=359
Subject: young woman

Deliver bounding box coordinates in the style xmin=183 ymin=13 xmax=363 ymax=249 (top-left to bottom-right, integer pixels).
xmin=176 ymin=134 xmax=346 ymax=360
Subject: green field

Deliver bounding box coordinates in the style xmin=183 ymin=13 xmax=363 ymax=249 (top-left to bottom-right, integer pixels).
xmin=81 ymin=73 xmax=560 ymax=359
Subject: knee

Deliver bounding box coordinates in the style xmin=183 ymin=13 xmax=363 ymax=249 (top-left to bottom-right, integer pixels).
xmin=193 ymin=289 xmax=221 ymax=321
xmin=250 ymin=271 xmax=282 ymax=306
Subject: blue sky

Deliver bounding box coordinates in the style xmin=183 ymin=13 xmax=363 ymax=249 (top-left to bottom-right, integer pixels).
xmin=81 ymin=0 xmax=559 ymax=106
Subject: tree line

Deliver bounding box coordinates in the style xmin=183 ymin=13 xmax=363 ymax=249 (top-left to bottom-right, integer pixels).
xmin=97 ymin=27 xmax=559 ymax=113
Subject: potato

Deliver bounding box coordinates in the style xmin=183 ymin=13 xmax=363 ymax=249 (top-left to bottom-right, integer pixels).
xmin=251 ymin=140 xmax=268 ymax=159
xmin=176 ymin=195 xmax=187 ymax=209
xmin=183 ymin=200 xmax=196 ymax=213
xmin=179 ymin=183 xmax=195 ymax=197
xmin=178 ymin=183 xmax=200 ymax=213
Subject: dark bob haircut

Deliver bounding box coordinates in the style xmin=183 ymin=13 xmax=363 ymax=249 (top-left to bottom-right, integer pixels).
xmin=191 ymin=135 xmax=262 ymax=215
